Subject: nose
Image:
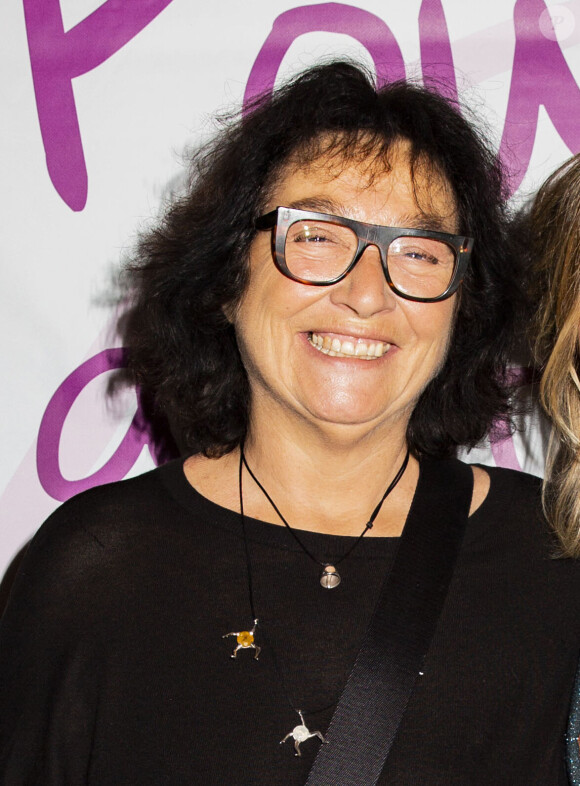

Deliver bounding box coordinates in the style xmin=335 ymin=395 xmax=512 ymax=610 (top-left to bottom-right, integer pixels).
xmin=329 ymin=244 xmax=396 ymax=318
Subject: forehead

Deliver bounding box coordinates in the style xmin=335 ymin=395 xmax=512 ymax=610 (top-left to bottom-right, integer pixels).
xmin=267 ymin=141 xmax=458 ymax=231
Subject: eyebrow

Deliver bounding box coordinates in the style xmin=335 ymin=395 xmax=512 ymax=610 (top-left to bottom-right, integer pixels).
xmin=287 ymin=197 xmax=343 ymax=214
xmin=395 ymin=213 xmax=455 ymax=232
xmin=285 ymin=198 xmax=457 ymax=233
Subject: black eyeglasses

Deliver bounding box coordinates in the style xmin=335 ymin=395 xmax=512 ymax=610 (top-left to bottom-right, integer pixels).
xmin=255 ymin=207 xmax=474 ymax=303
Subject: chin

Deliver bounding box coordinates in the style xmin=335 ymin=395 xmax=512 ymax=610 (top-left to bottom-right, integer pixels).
xmin=304 ymin=399 xmax=394 ymax=429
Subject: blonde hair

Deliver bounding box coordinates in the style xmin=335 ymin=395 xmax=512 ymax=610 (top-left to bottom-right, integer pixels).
xmin=532 ymin=153 xmax=580 ymax=557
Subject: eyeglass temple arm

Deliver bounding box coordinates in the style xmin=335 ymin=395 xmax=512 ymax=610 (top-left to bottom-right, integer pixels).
xmin=255 ymin=211 xmax=278 ymax=230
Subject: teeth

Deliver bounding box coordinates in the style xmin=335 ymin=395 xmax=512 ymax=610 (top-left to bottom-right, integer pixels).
xmin=308 ymin=333 xmax=390 ymax=360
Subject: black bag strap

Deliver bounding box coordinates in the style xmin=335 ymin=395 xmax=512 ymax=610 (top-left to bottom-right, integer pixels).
xmin=305 ymin=457 xmax=473 ymax=786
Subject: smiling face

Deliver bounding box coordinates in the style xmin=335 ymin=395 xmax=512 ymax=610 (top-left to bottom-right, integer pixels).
xmin=232 ymin=142 xmax=460 ymax=444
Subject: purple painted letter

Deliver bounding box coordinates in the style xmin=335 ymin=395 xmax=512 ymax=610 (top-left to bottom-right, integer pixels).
xmin=243 ymin=2 xmax=405 ymax=109
xmin=37 ymin=349 xmax=157 ymax=501
xmin=500 ymin=0 xmax=580 ymax=195
xmin=23 ymin=0 xmax=175 ymax=211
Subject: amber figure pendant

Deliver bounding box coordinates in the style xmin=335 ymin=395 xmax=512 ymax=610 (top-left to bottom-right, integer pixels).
xmin=223 ymin=618 xmax=261 ymax=659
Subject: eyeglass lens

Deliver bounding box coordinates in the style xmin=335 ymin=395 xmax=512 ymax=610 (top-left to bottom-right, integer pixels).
xmin=285 ymin=218 xmax=456 ymax=298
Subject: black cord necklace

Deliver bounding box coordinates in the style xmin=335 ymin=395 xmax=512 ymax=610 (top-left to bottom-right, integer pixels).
xmin=222 ymin=443 xmax=411 ymax=755
xmin=240 ymin=445 xmax=410 ymax=589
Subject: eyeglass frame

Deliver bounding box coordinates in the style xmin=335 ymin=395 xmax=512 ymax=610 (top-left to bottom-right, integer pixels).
xmin=255 ymin=206 xmax=474 ymax=303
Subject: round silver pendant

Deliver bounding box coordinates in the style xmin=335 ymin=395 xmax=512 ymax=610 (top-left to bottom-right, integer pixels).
xmin=320 ymin=564 xmax=341 ymax=589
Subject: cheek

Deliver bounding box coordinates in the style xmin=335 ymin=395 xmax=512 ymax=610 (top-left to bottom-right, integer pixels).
xmin=231 ymin=287 xmax=288 ymax=373
xmin=432 ymin=306 xmax=455 ymax=347
xmin=410 ymin=300 xmax=456 ymax=368
xmin=428 ymin=306 xmax=457 ymax=371
xmin=408 ymin=295 xmax=455 ymax=335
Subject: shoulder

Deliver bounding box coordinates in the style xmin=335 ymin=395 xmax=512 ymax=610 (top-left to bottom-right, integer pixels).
xmin=4 ymin=461 xmax=189 ymax=615
xmin=469 ymin=462 xmax=542 ymax=517
xmin=32 ymin=459 xmax=186 ymax=548
xmin=460 ymin=463 xmax=563 ymax=560
xmin=476 ymin=463 xmax=542 ymax=514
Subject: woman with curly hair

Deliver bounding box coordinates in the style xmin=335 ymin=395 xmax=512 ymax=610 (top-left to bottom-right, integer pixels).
xmin=1 ymin=62 xmax=579 ymax=785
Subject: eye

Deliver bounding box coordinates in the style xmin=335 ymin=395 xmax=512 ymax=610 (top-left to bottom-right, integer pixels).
xmin=289 ymin=222 xmax=342 ymax=244
xmin=389 ymin=238 xmax=454 ymax=268
xmin=400 ymin=247 xmax=439 ymax=264
xmin=298 ymin=232 xmax=331 ymax=243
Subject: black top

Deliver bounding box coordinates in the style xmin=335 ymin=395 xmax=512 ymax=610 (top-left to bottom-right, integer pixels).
xmin=0 ymin=459 xmax=579 ymax=785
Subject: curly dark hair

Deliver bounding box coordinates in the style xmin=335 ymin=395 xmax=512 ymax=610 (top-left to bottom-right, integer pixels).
xmin=124 ymin=60 xmax=521 ymax=458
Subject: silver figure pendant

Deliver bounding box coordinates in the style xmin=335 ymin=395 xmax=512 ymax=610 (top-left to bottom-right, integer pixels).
xmin=222 ymin=618 xmax=261 ymax=659
xmin=280 ymin=710 xmax=328 ymax=756
xmin=320 ymin=564 xmax=341 ymax=589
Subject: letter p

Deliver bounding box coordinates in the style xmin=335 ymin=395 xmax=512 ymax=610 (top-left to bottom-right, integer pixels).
xmin=23 ymin=0 xmax=174 ymax=211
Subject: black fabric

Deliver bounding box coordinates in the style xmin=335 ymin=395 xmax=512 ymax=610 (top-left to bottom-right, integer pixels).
xmin=0 ymin=459 xmax=579 ymax=785
xmin=306 ymin=457 xmax=472 ymax=785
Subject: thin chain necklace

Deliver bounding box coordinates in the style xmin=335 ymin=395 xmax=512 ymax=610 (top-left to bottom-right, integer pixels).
xmin=241 ymin=445 xmax=410 ymax=589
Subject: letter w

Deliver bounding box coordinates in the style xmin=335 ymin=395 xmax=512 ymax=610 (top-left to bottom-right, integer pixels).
xmin=500 ymin=0 xmax=580 ymax=196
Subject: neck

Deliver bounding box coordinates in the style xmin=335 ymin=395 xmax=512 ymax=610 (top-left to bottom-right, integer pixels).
xmin=240 ymin=412 xmax=415 ymax=537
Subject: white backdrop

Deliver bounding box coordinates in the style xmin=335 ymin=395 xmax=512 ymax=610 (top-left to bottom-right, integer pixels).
xmin=1 ymin=0 xmax=579 ymax=586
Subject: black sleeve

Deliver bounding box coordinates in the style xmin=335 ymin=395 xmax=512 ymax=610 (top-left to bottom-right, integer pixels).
xmin=0 ymin=491 xmax=120 ymax=784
